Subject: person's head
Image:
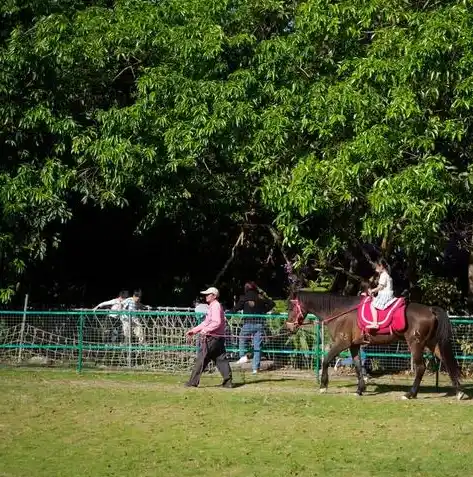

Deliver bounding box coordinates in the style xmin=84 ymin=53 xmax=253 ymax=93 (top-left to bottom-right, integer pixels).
xmin=118 ymin=290 xmax=129 ymax=300
xmin=132 ymin=289 xmax=142 ymax=302
xmin=375 ymin=258 xmax=390 ymax=275
xmin=200 ymin=286 xmax=219 ymax=304
xmin=244 ymin=281 xmax=258 ymax=292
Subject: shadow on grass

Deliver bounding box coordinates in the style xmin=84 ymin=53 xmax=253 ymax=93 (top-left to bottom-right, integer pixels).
xmin=369 ymin=382 xmax=473 ymax=398
xmin=207 ymin=378 xmax=299 ymax=389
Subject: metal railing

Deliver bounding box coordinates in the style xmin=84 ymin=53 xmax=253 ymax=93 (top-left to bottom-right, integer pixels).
xmin=1 ymin=310 xmax=472 ymax=379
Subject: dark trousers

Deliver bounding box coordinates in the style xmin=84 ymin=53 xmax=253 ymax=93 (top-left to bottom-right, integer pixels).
xmin=187 ymin=336 xmax=232 ymax=386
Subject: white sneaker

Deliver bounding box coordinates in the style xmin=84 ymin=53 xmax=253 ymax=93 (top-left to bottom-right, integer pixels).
xmin=252 ymin=370 xmax=258 ymax=375
xmin=236 ymin=356 xmax=249 ymax=365
xmin=334 ymin=358 xmax=342 ymax=371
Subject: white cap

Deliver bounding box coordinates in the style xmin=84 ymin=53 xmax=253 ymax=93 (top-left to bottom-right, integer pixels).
xmin=200 ymin=287 xmax=219 ymax=297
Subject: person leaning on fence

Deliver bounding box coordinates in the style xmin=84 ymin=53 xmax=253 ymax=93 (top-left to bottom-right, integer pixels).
xmin=231 ymin=281 xmax=275 ymax=374
xmin=121 ymin=289 xmax=151 ymax=344
xmin=185 ymin=287 xmax=233 ymax=388
xmin=93 ymin=290 xmax=129 ymax=343
xmin=93 ymin=290 xmax=129 ymax=315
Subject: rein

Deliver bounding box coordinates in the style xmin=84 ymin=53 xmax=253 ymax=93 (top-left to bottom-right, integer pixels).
xmin=290 ymin=299 xmax=358 ymax=326
xmin=322 ymin=305 xmax=359 ymax=324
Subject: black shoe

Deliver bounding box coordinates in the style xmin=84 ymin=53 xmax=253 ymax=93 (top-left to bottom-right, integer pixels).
xmin=221 ymin=380 xmax=233 ymax=389
xmin=184 ymin=382 xmax=198 ymax=388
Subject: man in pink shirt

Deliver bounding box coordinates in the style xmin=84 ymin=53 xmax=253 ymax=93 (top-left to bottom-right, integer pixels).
xmin=185 ymin=287 xmax=233 ymax=388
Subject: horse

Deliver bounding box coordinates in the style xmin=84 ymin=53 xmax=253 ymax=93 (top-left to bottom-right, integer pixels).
xmin=286 ymin=290 xmax=466 ymax=400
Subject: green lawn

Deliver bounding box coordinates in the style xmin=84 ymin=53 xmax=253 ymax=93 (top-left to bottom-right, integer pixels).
xmin=1 ymin=369 xmax=473 ymax=477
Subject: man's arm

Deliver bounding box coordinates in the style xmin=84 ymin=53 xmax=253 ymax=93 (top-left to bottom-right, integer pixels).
xmin=189 ymin=315 xmax=210 ymax=335
xmin=93 ymin=299 xmax=117 ymax=310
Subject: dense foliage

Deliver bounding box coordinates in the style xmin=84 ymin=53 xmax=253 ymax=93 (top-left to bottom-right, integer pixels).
xmin=1 ymin=0 xmax=473 ymax=310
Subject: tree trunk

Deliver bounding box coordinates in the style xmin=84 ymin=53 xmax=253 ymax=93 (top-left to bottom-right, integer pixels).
xmin=468 ymin=242 xmax=473 ymax=309
xmin=343 ymin=257 xmax=358 ymax=295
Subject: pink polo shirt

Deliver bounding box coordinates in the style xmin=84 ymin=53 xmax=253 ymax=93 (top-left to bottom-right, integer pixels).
xmin=191 ymin=300 xmax=226 ymax=337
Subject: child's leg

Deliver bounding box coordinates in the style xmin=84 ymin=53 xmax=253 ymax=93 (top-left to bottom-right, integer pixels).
xmin=368 ymin=303 xmax=379 ymax=329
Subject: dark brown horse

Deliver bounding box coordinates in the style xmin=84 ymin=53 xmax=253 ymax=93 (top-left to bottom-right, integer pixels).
xmin=286 ymin=290 xmax=466 ymax=400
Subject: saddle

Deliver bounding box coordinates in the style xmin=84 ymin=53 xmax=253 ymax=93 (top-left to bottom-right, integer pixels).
xmin=357 ymin=295 xmax=407 ymax=337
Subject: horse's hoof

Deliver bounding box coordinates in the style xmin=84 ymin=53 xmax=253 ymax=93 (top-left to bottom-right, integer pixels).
xmin=456 ymin=391 xmax=467 ymax=401
xmin=319 ymin=387 xmax=327 ymax=394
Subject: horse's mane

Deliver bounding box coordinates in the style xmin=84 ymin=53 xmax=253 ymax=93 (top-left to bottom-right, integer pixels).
xmin=295 ymin=290 xmax=360 ymax=315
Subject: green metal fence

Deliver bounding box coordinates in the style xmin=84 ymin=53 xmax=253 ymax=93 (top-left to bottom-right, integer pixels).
xmin=1 ymin=310 xmax=473 ymax=378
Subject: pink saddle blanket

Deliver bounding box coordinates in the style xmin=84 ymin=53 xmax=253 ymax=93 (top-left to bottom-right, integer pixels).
xmin=357 ymin=296 xmax=407 ymax=335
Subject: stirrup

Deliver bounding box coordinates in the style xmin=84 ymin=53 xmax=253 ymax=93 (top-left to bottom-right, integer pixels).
xmin=362 ymin=333 xmax=372 ymax=344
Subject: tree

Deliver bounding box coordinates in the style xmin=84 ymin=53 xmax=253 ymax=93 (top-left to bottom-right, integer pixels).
xmin=2 ymin=0 xmax=473 ymax=310
xmin=260 ymin=0 xmax=473 ymax=308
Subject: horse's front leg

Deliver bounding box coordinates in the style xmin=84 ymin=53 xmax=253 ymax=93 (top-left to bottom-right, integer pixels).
xmin=349 ymin=344 xmax=366 ymax=396
xmin=320 ymin=341 xmax=348 ymax=393
xmin=403 ymin=344 xmax=426 ymax=400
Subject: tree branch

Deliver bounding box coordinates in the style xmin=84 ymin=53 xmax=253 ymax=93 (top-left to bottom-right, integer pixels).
xmin=266 ymin=225 xmax=291 ymax=265
xmin=352 ymin=239 xmax=376 ymax=267
xmin=328 ymin=265 xmax=364 ymax=283
xmin=212 ymin=229 xmax=245 ymax=286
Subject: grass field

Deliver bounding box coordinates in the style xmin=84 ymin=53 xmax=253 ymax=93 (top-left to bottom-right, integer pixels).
xmin=2 ymin=369 xmax=473 ymax=477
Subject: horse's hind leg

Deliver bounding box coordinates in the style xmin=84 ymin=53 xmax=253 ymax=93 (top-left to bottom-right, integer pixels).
xmin=428 ymin=343 xmax=466 ymax=400
xmin=350 ymin=345 xmax=366 ymax=396
xmin=320 ymin=341 xmax=348 ymax=394
xmin=403 ymin=344 xmax=426 ymax=400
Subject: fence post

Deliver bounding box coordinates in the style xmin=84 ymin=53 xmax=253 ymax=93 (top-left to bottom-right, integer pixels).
xmin=127 ymin=314 xmax=132 ymax=368
xmin=77 ymin=312 xmax=84 ymax=373
xmin=314 ymin=321 xmax=320 ymax=382
xmin=17 ymin=294 xmax=29 ymax=363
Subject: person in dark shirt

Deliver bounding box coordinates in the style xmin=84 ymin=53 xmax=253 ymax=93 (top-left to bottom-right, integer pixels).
xmin=230 ymin=282 xmax=275 ymax=374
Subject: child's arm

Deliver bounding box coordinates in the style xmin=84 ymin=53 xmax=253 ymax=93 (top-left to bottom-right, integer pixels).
xmin=370 ymin=283 xmax=385 ymax=294
xmin=370 ymin=273 xmax=388 ymax=294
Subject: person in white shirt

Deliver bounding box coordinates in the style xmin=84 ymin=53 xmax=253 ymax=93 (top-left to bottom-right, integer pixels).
xmin=367 ymin=259 xmax=395 ymax=329
xmin=93 ymin=290 xmax=129 ymax=343
xmin=194 ymin=297 xmax=209 ymax=316
xmin=121 ymin=289 xmax=151 ymax=344
xmin=93 ymin=290 xmax=129 ymax=316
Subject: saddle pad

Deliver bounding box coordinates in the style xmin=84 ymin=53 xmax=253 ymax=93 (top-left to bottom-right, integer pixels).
xmin=357 ymin=296 xmax=407 ymax=335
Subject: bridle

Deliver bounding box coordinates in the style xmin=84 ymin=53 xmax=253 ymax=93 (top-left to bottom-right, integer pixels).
xmin=289 ymin=298 xmax=358 ymax=328
xmin=290 ymin=299 xmax=305 ymax=325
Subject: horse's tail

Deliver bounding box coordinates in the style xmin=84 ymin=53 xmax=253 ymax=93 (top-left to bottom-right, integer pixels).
xmin=432 ymin=306 xmax=462 ymax=385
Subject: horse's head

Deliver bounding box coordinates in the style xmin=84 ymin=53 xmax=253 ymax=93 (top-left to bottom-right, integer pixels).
xmin=286 ymin=297 xmax=308 ymax=332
